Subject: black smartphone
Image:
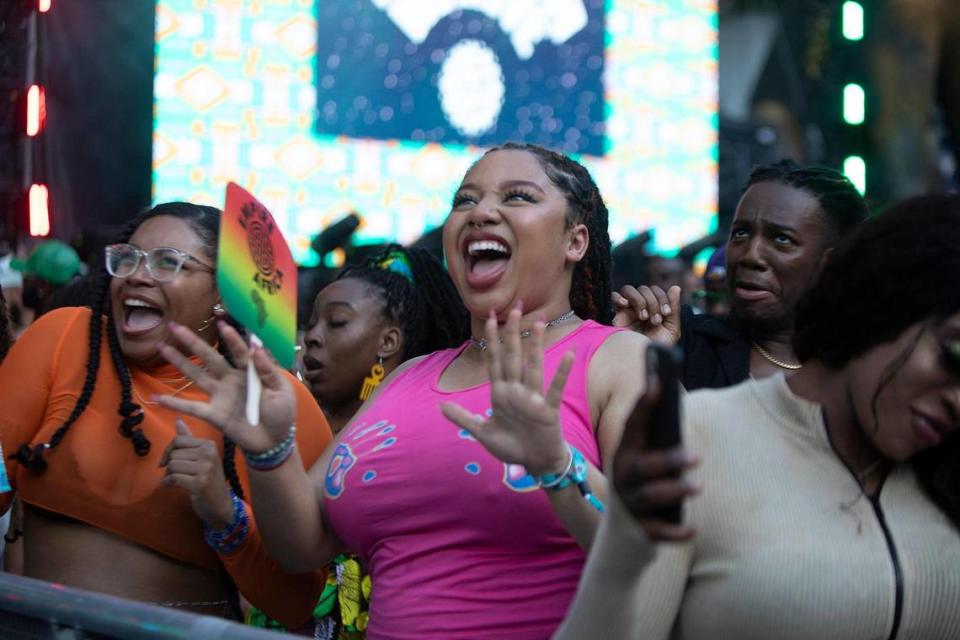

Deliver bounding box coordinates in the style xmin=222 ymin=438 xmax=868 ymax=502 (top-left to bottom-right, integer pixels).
xmin=635 ymin=343 xmax=683 ymax=523
xmin=644 ymin=344 xmax=682 ymax=450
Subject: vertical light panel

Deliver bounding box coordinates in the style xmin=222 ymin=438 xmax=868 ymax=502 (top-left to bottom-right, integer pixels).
xmin=843 ymin=156 xmax=866 ymax=195
xmin=842 ymin=2 xmax=864 ymax=41
xmin=29 ymin=184 xmax=51 ymax=236
xmin=26 ymin=84 xmax=45 ymax=136
xmin=153 ymin=0 xmax=718 ymax=264
xmin=843 ymin=83 xmax=865 ymax=125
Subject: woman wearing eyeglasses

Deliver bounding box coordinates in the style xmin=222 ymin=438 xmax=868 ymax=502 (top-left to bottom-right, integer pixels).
xmin=0 ymin=202 xmax=332 ymax=628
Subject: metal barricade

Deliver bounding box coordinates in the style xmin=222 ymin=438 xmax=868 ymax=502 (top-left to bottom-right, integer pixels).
xmin=0 ymin=572 xmax=295 ymax=639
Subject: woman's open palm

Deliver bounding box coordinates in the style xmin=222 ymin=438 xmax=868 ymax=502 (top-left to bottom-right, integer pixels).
xmin=157 ymin=321 xmax=296 ymax=454
xmin=441 ymin=307 xmax=572 ymax=476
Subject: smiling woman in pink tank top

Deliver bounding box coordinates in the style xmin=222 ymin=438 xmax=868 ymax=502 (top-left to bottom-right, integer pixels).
xmin=158 ymin=143 xmax=652 ymax=639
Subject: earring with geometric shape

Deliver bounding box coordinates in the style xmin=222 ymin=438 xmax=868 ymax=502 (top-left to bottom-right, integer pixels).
xmin=359 ymin=357 xmax=385 ymax=401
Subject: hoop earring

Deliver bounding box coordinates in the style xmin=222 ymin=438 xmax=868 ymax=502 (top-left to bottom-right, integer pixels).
xmin=359 ymin=357 xmax=385 ymax=401
xmin=198 ymin=303 xmax=223 ymax=333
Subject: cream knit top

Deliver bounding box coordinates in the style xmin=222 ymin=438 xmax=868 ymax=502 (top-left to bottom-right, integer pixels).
xmin=557 ymin=375 xmax=960 ymax=640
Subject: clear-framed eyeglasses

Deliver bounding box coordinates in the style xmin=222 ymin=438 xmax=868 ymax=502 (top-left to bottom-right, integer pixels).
xmin=105 ymin=243 xmax=215 ymax=282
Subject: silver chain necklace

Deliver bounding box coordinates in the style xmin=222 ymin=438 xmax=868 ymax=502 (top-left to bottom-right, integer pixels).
xmin=469 ymin=310 xmax=576 ymax=351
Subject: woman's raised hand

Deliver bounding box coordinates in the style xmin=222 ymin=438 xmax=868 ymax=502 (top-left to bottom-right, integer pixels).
xmin=612 ymin=284 xmax=682 ymax=346
xmin=160 ymin=418 xmax=234 ymax=529
xmin=157 ymin=321 xmax=296 ymax=454
xmin=440 ymin=306 xmax=571 ymax=476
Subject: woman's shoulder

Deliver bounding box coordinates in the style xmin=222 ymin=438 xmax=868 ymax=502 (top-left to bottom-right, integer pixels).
xmin=26 ymin=306 xmax=92 ymax=335
xmin=10 ymin=307 xmax=93 ymax=366
xmin=587 ymin=324 xmax=648 ymax=379
xmin=682 ymin=377 xmax=790 ymax=455
xmin=685 ymin=377 xmax=764 ymax=423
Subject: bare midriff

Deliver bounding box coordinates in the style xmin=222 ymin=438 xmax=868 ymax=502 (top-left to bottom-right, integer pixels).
xmin=22 ymin=504 xmax=235 ymax=619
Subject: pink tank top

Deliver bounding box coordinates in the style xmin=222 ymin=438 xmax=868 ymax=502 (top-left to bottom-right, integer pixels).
xmin=323 ymin=321 xmax=620 ymax=640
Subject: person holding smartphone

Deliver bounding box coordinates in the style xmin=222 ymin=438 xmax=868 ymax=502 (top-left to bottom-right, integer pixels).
xmin=558 ymin=195 xmax=960 ymax=640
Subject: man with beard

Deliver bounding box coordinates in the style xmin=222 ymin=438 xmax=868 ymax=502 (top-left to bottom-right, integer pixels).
xmin=614 ymin=160 xmax=867 ymax=390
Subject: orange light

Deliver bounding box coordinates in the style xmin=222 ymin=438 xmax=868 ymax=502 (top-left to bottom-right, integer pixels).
xmin=26 ymin=85 xmax=46 ymax=136
xmin=38 ymin=0 xmax=51 ymax=13
xmin=29 ymin=184 xmax=51 ymax=237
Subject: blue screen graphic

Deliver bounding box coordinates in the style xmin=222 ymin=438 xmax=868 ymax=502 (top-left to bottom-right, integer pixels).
xmin=316 ymin=1 xmax=606 ymax=156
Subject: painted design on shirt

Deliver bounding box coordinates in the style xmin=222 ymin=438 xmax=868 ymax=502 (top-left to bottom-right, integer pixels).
xmin=455 ymin=407 xmax=538 ymax=492
xmin=324 ymin=420 xmax=396 ymax=499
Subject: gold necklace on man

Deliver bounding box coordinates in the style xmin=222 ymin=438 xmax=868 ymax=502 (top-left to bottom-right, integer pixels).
xmin=752 ymin=341 xmax=803 ymax=370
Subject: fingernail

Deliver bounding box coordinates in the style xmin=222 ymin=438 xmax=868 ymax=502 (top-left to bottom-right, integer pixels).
xmin=653 ymin=314 xmax=662 ymax=324
xmin=662 ymin=304 xmax=671 ymax=315
xmin=640 ymin=309 xmax=649 ymax=320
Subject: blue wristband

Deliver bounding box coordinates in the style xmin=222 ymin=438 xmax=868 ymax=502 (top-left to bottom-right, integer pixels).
xmin=202 ymin=490 xmax=250 ymax=554
xmin=243 ymin=425 xmax=296 ymax=471
xmin=533 ymin=443 xmax=605 ymax=513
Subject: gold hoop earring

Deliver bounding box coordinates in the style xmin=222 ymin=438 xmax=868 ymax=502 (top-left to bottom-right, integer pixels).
xmin=359 ymin=357 xmax=385 ymax=401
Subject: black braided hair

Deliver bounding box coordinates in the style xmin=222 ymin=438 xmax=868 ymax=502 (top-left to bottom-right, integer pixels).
xmin=793 ymin=194 xmax=960 ymax=528
xmin=336 ymin=244 xmax=469 ymax=359
xmin=13 ymin=202 xmax=244 ymax=500
xmin=481 ymin=142 xmax=614 ymax=324
xmin=746 ymin=159 xmax=868 ymax=242
xmin=0 ymin=283 xmax=11 ymax=364
xmin=216 ymin=313 xmax=247 ymax=501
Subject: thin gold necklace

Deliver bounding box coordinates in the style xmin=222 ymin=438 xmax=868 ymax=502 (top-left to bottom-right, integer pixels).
xmin=752 ymin=341 xmax=802 ymax=370
xmin=133 ymin=379 xmax=195 ymax=406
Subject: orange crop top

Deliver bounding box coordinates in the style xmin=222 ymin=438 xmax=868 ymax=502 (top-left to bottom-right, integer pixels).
xmin=0 ymin=307 xmax=333 ymax=627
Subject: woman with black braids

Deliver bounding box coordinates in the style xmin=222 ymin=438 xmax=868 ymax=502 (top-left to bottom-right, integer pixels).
xmin=0 ymin=282 xmax=10 ymax=364
xmin=0 ymin=202 xmax=331 ymax=627
xmin=302 ymin=244 xmax=470 ymax=433
xmin=158 ymin=143 xmax=650 ymax=639
xmin=559 ymin=194 xmax=960 ymax=640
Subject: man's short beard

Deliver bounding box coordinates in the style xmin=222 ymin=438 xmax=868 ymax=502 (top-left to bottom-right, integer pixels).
xmin=733 ymin=304 xmax=793 ymax=338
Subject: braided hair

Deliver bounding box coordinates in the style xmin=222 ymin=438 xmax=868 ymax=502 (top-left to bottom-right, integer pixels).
xmin=746 ymin=159 xmax=868 ymax=242
xmin=336 ymin=244 xmax=469 ymax=359
xmin=0 ymin=283 xmax=11 ymax=364
xmin=793 ymin=194 xmax=960 ymax=528
xmin=482 ymin=143 xmax=614 ymax=324
xmin=12 ymin=202 xmax=245 ymax=501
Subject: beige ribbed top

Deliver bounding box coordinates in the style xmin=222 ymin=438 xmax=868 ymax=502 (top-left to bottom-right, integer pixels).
xmin=557 ymin=375 xmax=960 ymax=640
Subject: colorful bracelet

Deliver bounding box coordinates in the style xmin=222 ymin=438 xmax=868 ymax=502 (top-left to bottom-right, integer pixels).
xmin=203 ymin=490 xmax=250 ymax=554
xmin=533 ymin=443 xmax=606 ymax=513
xmin=243 ymin=424 xmax=296 ymax=471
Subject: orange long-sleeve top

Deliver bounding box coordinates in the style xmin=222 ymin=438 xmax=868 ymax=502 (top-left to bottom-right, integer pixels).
xmin=0 ymin=307 xmax=333 ymax=628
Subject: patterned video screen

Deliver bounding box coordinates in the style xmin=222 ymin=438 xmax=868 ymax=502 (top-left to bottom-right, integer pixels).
xmin=153 ymin=0 xmax=717 ymax=265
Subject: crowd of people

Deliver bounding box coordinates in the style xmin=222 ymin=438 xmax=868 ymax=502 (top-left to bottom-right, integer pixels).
xmin=0 ymin=143 xmax=957 ymax=640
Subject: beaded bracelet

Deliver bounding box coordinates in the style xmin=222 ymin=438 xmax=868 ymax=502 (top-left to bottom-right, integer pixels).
xmin=243 ymin=424 xmax=296 ymax=471
xmin=533 ymin=443 xmax=606 ymax=513
xmin=203 ymin=490 xmax=250 ymax=554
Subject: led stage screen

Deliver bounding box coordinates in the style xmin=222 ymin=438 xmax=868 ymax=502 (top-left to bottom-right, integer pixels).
xmin=153 ymin=0 xmax=717 ymax=266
